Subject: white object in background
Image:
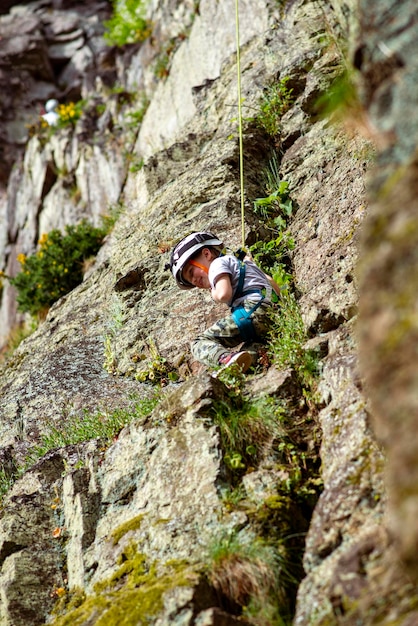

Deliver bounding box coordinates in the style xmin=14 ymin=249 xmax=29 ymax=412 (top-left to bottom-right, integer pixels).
xmin=41 ymin=99 xmax=60 ymax=126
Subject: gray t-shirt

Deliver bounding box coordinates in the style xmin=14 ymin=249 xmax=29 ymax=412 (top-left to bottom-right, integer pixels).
xmin=208 ymin=255 xmax=270 ymax=307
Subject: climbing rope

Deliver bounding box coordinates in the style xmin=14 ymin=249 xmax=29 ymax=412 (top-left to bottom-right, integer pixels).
xmin=234 ymin=0 xmax=246 ymax=250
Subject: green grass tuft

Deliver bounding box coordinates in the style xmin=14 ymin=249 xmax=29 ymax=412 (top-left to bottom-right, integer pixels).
xmin=211 ymin=395 xmax=286 ymax=472
xmin=268 ymin=292 xmax=321 ymax=389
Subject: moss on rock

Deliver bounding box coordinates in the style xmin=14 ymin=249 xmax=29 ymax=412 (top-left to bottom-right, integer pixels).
xmin=52 ymin=542 xmax=199 ymax=626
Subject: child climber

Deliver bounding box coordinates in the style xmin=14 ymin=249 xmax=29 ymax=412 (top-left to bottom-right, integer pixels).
xmin=166 ymin=231 xmax=281 ymax=373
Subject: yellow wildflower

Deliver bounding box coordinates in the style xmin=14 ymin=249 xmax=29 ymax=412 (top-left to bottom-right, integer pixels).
xmin=50 ymin=584 xmax=66 ymax=599
xmin=38 ymin=233 xmax=49 ymax=247
xmin=17 ymin=253 xmax=26 ymax=265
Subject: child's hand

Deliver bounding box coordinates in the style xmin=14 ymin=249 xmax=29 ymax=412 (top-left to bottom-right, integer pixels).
xmin=211 ymin=274 xmax=233 ymax=304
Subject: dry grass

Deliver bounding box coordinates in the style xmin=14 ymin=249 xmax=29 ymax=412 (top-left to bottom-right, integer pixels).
xmin=207 ymin=532 xmax=291 ymax=625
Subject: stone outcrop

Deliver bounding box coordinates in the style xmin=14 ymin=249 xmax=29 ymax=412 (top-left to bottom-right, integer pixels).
xmin=0 ymin=0 xmax=418 ymax=624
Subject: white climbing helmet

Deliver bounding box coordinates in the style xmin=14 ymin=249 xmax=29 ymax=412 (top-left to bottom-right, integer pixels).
xmin=167 ymin=231 xmax=223 ymax=289
xmin=45 ymin=99 xmax=59 ymax=112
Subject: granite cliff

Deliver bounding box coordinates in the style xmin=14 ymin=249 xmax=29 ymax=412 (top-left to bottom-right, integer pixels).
xmin=0 ymin=0 xmax=418 ymax=624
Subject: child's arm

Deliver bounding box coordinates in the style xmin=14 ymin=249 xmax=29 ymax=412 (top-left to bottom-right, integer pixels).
xmin=265 ymin=273 xmax=282 ymax=296
xmin=211 ymin=274 xmax=233 ymax=304
xmin=243 ymin=251 xmax=281 ymax=296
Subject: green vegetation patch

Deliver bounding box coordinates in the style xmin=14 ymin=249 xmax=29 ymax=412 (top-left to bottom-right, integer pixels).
xmin=249 ymin=159 xmax=295 ymax=289
xmin=268 ymin=291 xmax=320 ymax=389
xmin=313 ymin=68 xmax=361 ymax=122
xmin=207 ymin=530 xmax=292 ymax=625
xmin=132 ymin=337 xmax=179 ymax=386
xmin=0 ymin=394 xmax=159 ymax=504
xmin=104 ymin=0 xmax=152 ymax=47
xmin=247 ymin=156 xmax=321 ymax=388
xmin=9 ymin=220 xmax=107 ymax=317
xmin=255 ymin=77 xmax=295 ymax=136
xmin=211 ymin=395 xmax=287 ymax=473
xmin=27 ymin=394 xmax=159 ymax=464
xmin=55 ymin=101 xmax=85 ymax=128
xmin=0 ymin=467 xmax=15 ymax=501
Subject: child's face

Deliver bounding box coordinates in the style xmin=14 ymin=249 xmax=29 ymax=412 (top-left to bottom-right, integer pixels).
xmin=182 ymin=250 xmax=211 ymax=289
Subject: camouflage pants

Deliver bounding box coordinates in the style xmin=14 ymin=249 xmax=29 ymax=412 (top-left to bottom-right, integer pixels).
xmin=191 ymin=300 xmax=275 ymax=368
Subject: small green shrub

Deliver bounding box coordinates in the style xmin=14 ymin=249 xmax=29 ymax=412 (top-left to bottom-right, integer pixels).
xmin=253 ymin=180 xmax=293 ymax=223
xmin=34 ymin=101 xmax=85 ymax=138
xmin=214 ymin=363 xmax=247 ymax=396
xmin=95 ymin=102 xmax=107 ymax=116
xmin=249 ymin=160 xmax=320 ymax=389
xmin=261 ymin=152 xmax=282 ymax=195
xmin=9 ymin=220 xmax=107 ymax=317
xmin=256 ymin=77 xmax=294 ymax=136
xmin=153 ymin=49 xmax=171 ymax=80
xmin=129 ymin=159 xmax=144 ymax=173
xmin=219 ymin=484 xmax=247 ymax=510
xmin=250 ymin=232 xmax=295 ymax=289
xmin=250 ymin=175 xmax=295 ymax=290
xmin=104 ymin=0 xmax=152 ymax=47
xmin=152 ymin=33 xmax=188 ymax=80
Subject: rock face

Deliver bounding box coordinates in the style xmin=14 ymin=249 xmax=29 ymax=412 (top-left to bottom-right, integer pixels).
xmin=0 ymin=0 xmax=418 ymax=624
xmin=0 ymin=0 xmax=113 ymax=187
xmin=356 ymin=0 xmax=418 ymax=585
xmin=0 ymin=0 xmax=115 ymax=339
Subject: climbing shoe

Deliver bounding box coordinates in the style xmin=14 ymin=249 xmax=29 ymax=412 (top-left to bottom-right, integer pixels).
xmin=215 ymin=350 xmax=253 ymax=374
